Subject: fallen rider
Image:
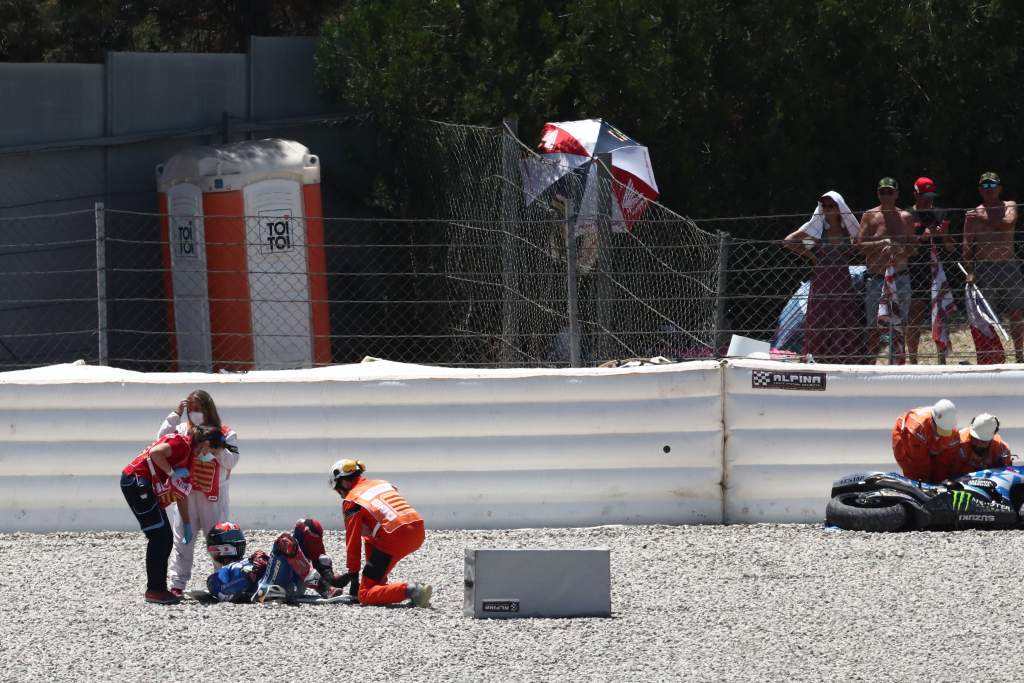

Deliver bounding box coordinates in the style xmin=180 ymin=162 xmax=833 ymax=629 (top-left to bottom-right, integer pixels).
xmin=205 ymin=519 xmax=354 ymax=603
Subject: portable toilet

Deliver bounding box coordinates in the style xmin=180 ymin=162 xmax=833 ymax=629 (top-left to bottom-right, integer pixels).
xmin=157 ymin=139 xmax=330 ymax=372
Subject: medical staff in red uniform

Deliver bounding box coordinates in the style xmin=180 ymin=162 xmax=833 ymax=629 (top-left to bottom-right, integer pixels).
xmin=121 ymin=425 xmax=231 ymax=604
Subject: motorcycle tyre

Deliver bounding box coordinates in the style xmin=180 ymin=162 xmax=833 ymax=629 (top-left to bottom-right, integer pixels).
xmin=826 ymin=493 xmax=909 ymax=532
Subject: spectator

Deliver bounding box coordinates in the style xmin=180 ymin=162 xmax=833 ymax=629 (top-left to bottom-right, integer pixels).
xmin=856 ymin=177 xmax=915 ymax=363
xmin=783 ymin=190 xmax=863 ymax=362
xmin=906 ymin=177 xmax=956 ymax=363
xmin=963 ymin=171 xmax=1024 ymax=363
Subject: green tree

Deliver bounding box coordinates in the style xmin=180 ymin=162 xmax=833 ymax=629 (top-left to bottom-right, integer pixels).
xmin=316 ymin=0 xmax=1024 ymax=227
xmin=1 ymin=0 xmax=335 ymax=63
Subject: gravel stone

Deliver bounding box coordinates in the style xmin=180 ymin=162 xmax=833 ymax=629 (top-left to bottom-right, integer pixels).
xmin=3 ymin=524 xmax=1024 ymax=681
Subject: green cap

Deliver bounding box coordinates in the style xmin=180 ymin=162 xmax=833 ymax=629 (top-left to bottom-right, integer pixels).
xmin=979 ymin=171 xmax=1002 ymax=187
xmin=877 ymin=177 xmax=899 ymax=191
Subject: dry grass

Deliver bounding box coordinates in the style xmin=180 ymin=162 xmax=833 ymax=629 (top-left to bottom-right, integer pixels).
xmin=878 ymin=322 xmax=1016 ymax=366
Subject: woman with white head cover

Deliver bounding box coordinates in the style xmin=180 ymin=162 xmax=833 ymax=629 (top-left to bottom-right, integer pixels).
xmin=784 ymin=191 xmax=864 ymax=363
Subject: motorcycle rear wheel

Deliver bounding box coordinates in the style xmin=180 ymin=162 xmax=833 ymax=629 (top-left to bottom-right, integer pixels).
xmin=826 ymin=492 xmax=909 ymax=532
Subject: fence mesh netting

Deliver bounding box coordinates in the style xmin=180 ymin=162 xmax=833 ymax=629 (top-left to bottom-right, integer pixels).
xmin=0 ymin=121 xmax=1020 ymax=371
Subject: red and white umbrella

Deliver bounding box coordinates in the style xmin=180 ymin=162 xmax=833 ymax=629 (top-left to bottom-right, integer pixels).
xmin=522 ymin=118 xmax=659 ymax=230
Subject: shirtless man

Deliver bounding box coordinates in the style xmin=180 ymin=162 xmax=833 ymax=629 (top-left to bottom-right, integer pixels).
xmin=855 ymin=177 xmax=916 ymax=363
xmin=963 ymin=171 xmax=1023 ymax=362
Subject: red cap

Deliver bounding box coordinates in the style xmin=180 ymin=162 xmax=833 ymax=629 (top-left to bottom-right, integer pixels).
xmin=914 ymin=177 xmax=937 ymax=195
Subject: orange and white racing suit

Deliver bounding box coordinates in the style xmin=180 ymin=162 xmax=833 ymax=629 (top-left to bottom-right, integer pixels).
xmin=342 ymin=477 xmax=425 ymax=606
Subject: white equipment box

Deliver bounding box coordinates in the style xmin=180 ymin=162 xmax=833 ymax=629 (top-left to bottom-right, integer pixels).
xmin=464 ymin=548 xmax=611 ymax=618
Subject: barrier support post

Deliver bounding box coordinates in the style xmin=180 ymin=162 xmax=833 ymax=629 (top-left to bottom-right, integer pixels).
xmin=95 ymin=202 xmax=108 ymax=366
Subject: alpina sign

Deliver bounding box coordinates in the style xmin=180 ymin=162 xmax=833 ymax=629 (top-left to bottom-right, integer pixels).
xmin=751 ymin=369 xmax=827 ymax=391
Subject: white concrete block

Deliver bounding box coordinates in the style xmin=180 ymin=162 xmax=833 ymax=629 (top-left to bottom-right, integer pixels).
xmin=464 ymin=548 xmax=611 ymax=618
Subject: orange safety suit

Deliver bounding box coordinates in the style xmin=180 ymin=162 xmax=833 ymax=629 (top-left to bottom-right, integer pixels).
xmin=933 ymin=428 xmax=1013 ymax=481
xmin=342 ymin=477 xmax=425 ymax=606
xmin=891 ymin=407 xmax=960 ymax=483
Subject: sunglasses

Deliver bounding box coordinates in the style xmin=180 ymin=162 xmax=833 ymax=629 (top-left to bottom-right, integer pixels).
xmin=878 ymin=188 xmax=897 ymax=195
xmin=980 ymin=182 xmax=1000 ymax=189
xmin=820 ymin=200 xmax=837 ymax=208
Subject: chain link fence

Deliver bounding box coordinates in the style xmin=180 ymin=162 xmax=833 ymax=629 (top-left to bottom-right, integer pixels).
xmin=1 ymin=121 xmax=1022 ymax=371
xmin=0 ymin=209 xmax=99 ymax=369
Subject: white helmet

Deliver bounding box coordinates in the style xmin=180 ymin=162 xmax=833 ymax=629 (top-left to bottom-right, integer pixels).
xmin=328 ymin=458 xmax=366 ymax=489
xmin=931 ymin=399 xmax=956 ymax=436
xmin=969 ymin=413 xmax=999 ymax=442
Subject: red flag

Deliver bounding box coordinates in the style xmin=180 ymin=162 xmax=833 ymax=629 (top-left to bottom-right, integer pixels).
xmin=930 ymin=245 xmax=955 ymax=354
xmin=965 ymin=283 xmax=1006 ymax=364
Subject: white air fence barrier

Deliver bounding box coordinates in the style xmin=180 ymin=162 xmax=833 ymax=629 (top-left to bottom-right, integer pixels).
xmin=2 ymin=358 xmax=1021 ymax=531
xmin=0 ymin=360 xmax=723 ymax=531
xmin=723 ymin=359 xmax=1024 ymax=522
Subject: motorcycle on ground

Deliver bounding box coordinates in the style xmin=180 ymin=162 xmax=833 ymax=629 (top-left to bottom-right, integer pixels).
xmin=825 ymin=466 xmax=1024 ymax=532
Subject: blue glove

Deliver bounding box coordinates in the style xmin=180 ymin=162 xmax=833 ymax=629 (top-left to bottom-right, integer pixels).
xmin=182 ymin=523 xmax=193 ymax=545
xmin=173 ymin=467 xmax=190 ymax=479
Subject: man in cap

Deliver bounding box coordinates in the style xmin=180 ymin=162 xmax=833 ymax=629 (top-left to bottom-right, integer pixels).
xmin=936 ymin=413 xmax=1013 ymax=481
xmin=891 ymin=398 xmax=961 ymax=482
xmin=963 ymin=171 xmax=1023 ymax=362
xmin=906 ymin=177 xmax=956 ymax=363
xmin=856 ymin=177 xmax=915 ymax=363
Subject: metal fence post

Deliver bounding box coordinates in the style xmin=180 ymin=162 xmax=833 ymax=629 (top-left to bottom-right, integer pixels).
xmin=499 ymin=117 xmax=520 ymax=367
xmin=713 ymin=231 xmax=732 ymax=357
xmin=595 ymin=153 xmax=614 ymax=363
xmin=95 ymin=201 xmax=108 ymax=366
xmin=565 ymin=198 xmax=581 ymax=367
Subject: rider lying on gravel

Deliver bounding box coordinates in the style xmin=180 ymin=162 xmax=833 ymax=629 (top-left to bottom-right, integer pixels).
xmin=205 ymin=519 xmax=354 ymax=603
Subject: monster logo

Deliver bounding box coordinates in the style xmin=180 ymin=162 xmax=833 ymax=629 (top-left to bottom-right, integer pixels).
xmin=951 ymin=490 xmax=972 ymax=512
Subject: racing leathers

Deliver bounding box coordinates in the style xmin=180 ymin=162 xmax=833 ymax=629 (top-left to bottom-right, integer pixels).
xmin=158 ymin=412 xmax=239 ymax=592
xmin=207 ymin=520 xmax=346 ymax=602
xmin=342 ymin=477 xmax=425 ymax=606
xmin=207 ymin=550 xmax=269 ymax=602
xmin=892 ymin=406 xmax=960 ymax=483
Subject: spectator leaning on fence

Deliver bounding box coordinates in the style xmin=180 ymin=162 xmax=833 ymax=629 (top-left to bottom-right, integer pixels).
xmin=906 ymin=177 xmax=956 ymax=363
xmin=963 ymin=171 xmax=1024 ymax=363
xmin=855 ymin=177 xmax=915 ymax=364
xmin=783 ymin=190 xmax=863 ymax=363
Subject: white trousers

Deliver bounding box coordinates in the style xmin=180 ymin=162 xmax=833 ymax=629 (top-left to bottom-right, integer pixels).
xmin=167 ymin=488 xmax=231 ymax=590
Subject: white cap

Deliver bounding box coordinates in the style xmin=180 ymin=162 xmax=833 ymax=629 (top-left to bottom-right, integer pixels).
xmin=969 ymin=413 xmax=999 ymax=442
xmin=931 ymin=399 xmax=956 ymax=436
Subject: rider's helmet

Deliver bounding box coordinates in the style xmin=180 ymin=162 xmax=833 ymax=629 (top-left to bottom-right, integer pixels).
xmin=969 ymin=413 xmax=1000 ymax=442
xmin=931 ymin=399 xmax=957 ymax=436
xmin=207 ymin=521 xmax=247 ymax=567
xmin=328 ymin=459 xmax=366 ymax=490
